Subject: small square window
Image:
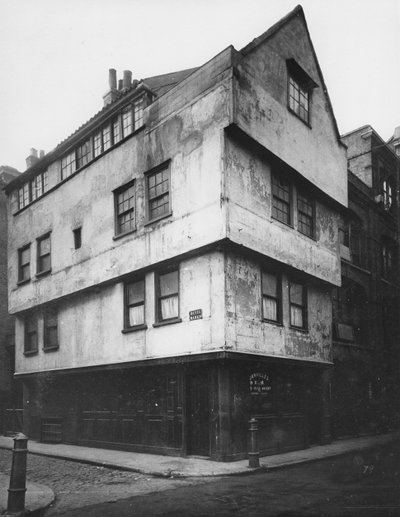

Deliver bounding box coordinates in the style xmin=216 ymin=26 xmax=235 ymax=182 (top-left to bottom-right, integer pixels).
xmin=37 ymin=234 xmax=51 ymax=275
xmin=262 ymin=271 xmax=281 ymax=323
xmin=73 ymin=227 xmax=82 ymax=249
xmin=124 ymin=279 xmax=145 ymax=328
xmin=18 ymin=245 xmax=31 ymax=283
xmin=289 ymin=281 xmax=307 ymax=329
xmin=114 ymin=181 xmax=136 ymax=236
xmin=156 ymin=269 xmax=179 ymax=322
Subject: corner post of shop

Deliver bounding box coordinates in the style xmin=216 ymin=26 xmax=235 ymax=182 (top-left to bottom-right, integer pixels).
xmin=248 ymin=417 xmax=260 ymax=468
xmin=7 ymin=433 xmax=28 ymax=514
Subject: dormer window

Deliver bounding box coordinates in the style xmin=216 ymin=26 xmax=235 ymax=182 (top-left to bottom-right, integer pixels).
xmin=286 ymin=59 xmax=317 ymax=126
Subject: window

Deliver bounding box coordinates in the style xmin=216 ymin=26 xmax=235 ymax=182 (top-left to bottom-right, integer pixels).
xmin=383 ymin=179 xmax=393 ymax=211
xmin=61 ymin=151 xmax=76 ymax=180
xmin=261 ymin=272 xmax=281 ymax=323
xmin=76 ymin=140 xmax=92 ymax=169
xmin=146 ymin=163 xmax=171 ymax=222
xmin=18 ymin=245 xmax=31 ymax=283
xmin=73 ymin=227 xmax=82 ymax=249
xmin=44 ymin=307 xmax=58 ymax=350
xmin=134 ymin=98 xmax=144 ymax=128
xmin=122 ymin=107 xmax=134 ymax=137
xmin=288 ymin=76 xmax=310 ymax=123
xmin=24 ymin=315 xmax=38 ymax=354
xmin=37 ymin=234 xmax=51 ymax=274
xmin=18 ymin=171 xmax=49 ymax=210
xmin=272 ymin=174 xmax=291 ymax=225
xmin=297 ymin=190 xmax=314 ymax=238
xmin=156 ymin=269 xmax=179 ymax=322
xmin=114 ymin=182 xmax=136 ymax=236
xmin=382 ymin=242 xmax=394 ymax=280
xmin=18 ymin=183 xmax=30 ymax=210
xmin=289 ymin=282 xmax=307 ymax=329
xmin=124 ymin=279 xmax=145 ymax=329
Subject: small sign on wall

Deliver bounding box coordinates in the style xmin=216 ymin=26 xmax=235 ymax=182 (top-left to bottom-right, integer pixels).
xmin=249 ymin=372 xmax=272 ymax=395
xmin=189 ymin=309 xmax=203 ymax=320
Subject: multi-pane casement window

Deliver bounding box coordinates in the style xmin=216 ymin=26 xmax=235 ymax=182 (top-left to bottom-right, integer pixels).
xmin=146 ymin=162 xmax=171 ymax=222
xmin=382 ymin=178 xmax=393 ymax=211
xmin=124 ymin=279 xmax=145 ymax=329
xmin=261 ymin=271 xmax=281 ymax=323
xmin=156 ymin=269 xmax=179 ymax=323
xmin=37 ymin=234 xmax=51 ymax=275
xmin=60 ymin=96 xmax=146 ymax=181
xmin=114 ymin=181 xmax=136 ymax=236
xmin=289 ymin=281 xmax=307 ymax=329
xmin=44 ymin=307 xmax=58 ymax=350
xmin=24 ymin=315 xmax=38 ymax=354
xmin=272 ymin=174 xmax=291 ymax=225
xmin=297 ymin=190 xmax=315 ymax=238
xmin=18 ymin=171 xmax=49 ymax=210
xmin=288 ymin=76 xmax=310 ymax=124
xmin=18 ymin=245 xmax=31 ymax=283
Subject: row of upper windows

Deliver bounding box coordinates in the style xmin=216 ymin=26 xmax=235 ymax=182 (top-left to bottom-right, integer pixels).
xmin=17 ymin=96 xmax=146 ymax=212
xmin=18 ymin=233 xmax=51 ymax=284
xmin=22 ymin=266 xmax=308 ymax=356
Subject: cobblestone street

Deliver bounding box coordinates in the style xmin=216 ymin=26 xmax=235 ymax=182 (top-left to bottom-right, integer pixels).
xmin=0 ymin=449 xmax=209 ymax=515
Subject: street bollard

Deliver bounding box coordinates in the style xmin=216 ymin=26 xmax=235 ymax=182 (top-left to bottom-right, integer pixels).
xmin=248 ymin=417 xmax=260 ymax=468
xmin=7 ymin=433 xmax=28 ymax=514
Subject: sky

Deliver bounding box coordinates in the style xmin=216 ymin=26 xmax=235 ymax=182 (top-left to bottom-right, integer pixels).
xmin=0 ymin=0 xmax=399 ymax=172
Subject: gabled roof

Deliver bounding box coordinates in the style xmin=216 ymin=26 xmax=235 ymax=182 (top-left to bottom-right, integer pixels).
xmin=241 ymin=4 xmax=345 ymax=148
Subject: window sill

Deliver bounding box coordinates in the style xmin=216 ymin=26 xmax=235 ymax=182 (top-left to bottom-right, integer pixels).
xmin=24 ymin=350 xmax=38 ymax=357
xmin=153 ymin=318 xmax=182 ymax=328
xmin=43 ymin=346 xmax=59 ymax=353
xmin=298 ymin=229 xmax=316 ymax=242
xmin=287 ymin=107 xmax=312 ymax=129
xmin=113 ymin=228 xmax=137 ymax=241
xmin=341 ymin=259 xmax=371 ymax=275
xmin=17 ymin=278 xmax=31 ymax=286
xmin=262 ymin=319 xmax=283 ymax=328
xmin=271 ymin=216 xmax=293 ymax=230
xmin=121 ymin=324 xmax=148 ymax=334
xmin=289 ymin=326 xmax=308 ymax=333
xmin=36 ymin=269 xmax=52 ymax=279
xmin=145 ymin=212 xmax=173 ymax=227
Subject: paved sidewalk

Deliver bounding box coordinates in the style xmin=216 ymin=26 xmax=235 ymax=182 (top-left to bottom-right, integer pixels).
xmin=0 ymin=472 xmax=54 ymax=517
xmin=0 ymin=431 xmax=399 ymax=479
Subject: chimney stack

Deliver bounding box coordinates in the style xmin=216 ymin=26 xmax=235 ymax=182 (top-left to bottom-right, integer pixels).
xmin=109 ymin=68 xmax=117 ymax=90
xmin=39 ymin=150 xmax=45 ymax=159
xmin=25 ymin=148 xmax=39 ymax=169
xmin=118 ymin=79 xmax=123 ymax=90
xmin=103 ymin=68 xmax=121 ymax=106
xmin=123 ymin=70 xmax=132 ymax=90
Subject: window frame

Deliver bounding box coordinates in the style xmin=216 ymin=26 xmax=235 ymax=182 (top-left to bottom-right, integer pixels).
xmin=123 ymin=278 xmax=146 ymax=331
xmin=36 ymin=233 xmax=52 ymax=276
xmin=271 ymin=173 xmax=292 ymax=226
xmin=289 ymin=281 xmax=307 ymax=330
xmin=286 ymin=59 xmax=317 ymax=126
xmin=114 ymin=180 xmax=136 ymax=238
xmin=24 ymin=314 xmax=38 ymax=355
xmin=154 ymin=267 xmax=181 ymax=325
xmin=73 ymin=227 xmax=82 ymax=249
xmin=297 ymin=189 xmax=315 ymax=239
xmin=382 ymin=178 xmax=393 ymax=211
xmin=18 ymin=244 xmax=31 ymax=284
xmin=145 ymin=161 xmax=172 ymax=224
xmin=382 ymin=241 xmax=394 ymax=280
xmin=261 ymin=271 xmax=282 ymax=324
xmin=43 ymin=306 xmax=59 ymax=351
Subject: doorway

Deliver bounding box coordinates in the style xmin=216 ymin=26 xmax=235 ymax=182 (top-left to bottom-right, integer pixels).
xmin=186 ymin=370 xmax=210 ymax=456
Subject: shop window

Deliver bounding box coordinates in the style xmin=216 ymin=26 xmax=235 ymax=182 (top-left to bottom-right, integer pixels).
xmin=289 ymin=281 xmax=307 ymax=329
xmin=156 ymin=269 xmax=179 ymax=323
xmin=297 ymin=190 xmax=314 ymax=238
xmin=37 ymin=233 xmax=51 ymax=275
xmin=272 ymin=174 xmax=291 ymax=225
xmin=44 ymin=307 xmax=58 ymax=351
xmin=124 ymin=279 xmax=145 ymax=329
xmin=146 ymin=162 xmax=171 ymax=222
xmin=18 ymin=244 xmax=31 ymax=283
xmin=24 ymin=315 xmax=38 ymax=355
xmin=114 ymin=181 xmax=136 ymax=236
xmin=261 ymin=271 xmax=281 ymax=323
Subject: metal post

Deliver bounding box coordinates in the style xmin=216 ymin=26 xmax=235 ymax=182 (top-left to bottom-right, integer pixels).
xmin=248 ymin=417 xmax=260 ymax=468
xmin=7 ymin=433 xmax=28 ymax=514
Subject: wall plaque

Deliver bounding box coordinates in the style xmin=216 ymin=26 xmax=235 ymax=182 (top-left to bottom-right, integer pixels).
xmin=249 ymin=372 xmax=272 ymax=395
xmin=189 ymin=309 xmax=202 ymax=320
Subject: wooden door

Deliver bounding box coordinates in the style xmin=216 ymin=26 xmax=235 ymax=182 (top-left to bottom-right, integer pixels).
xmin=186 ymin=371 xmax=210 ymax=456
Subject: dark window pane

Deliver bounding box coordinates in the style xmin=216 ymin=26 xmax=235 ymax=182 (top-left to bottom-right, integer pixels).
xmin=159 ymin=271 xmax=178 ymax=297
xmin=127 ymin=280 xmax=145 ymax=305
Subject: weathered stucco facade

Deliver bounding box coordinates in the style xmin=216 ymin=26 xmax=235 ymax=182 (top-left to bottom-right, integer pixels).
xmin=7 ymin=6 xmax=347 ymax=459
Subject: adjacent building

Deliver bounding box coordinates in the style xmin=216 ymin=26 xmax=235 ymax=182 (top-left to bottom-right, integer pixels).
xmin=333 ymin=125 xmax=400 ymax=437
xmin=6 ymin=6 xmax=348 ymax=460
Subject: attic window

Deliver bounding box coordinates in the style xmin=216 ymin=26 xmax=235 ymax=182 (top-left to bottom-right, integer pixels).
xmin=286 ymin=59 xmax=317 ymax=125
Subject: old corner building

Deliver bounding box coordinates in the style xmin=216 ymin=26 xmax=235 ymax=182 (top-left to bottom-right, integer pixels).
xmin=5 ymin=6 xmax=398 ymax=461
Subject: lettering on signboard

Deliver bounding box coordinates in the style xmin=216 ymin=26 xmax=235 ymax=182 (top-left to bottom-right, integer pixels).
xmin=249 ymin=372 xmax=272 ymax=395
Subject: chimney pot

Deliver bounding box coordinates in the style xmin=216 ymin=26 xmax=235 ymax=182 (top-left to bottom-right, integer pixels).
xmin=39 ymin=150 xmax=45 ymax=158
xmin=123 ymin=70 xmax=132 ymax=89
xmin=109 ymin=68 xmax=117 ymax=90
xmin=118 ymin=79 xmax=123 ymax=90
xmin=25 ymin=148 xmax=39 ymax=169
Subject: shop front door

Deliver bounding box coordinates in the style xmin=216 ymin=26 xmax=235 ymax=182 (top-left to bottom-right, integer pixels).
xmin=187 ymin=371 xmax=210 ymax=456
